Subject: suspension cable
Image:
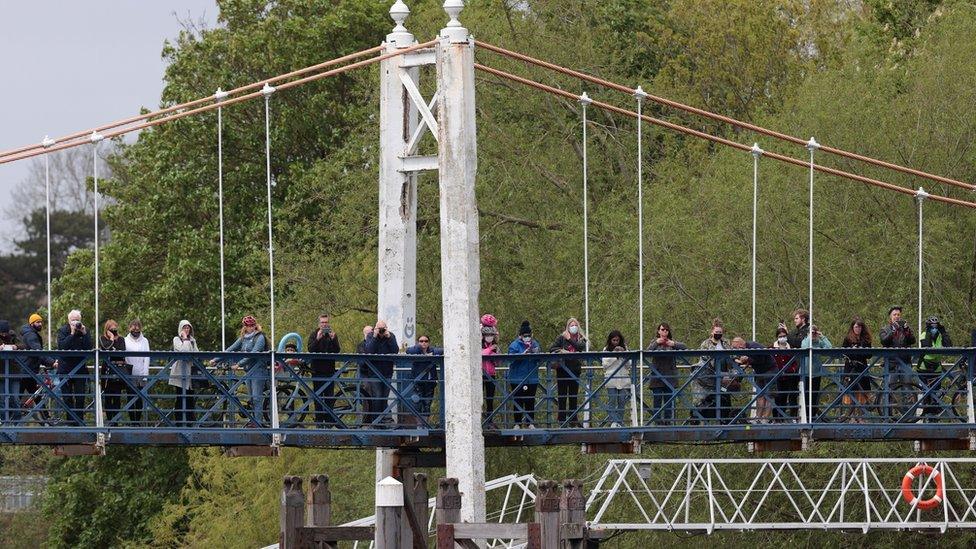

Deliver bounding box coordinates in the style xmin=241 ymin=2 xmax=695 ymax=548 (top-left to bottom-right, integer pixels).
xmin=580 ymin=93 xmax=591 ymax=351
xmin=635 ymin=88 xmax=646 ymax=427
xmin=42 ymin=136 xmax=54 ymax=349
xmin=0 ymin=45 xmax=385 ymax=161
xmin=91 ymin=132 xmax=104 ymax=429
xmin=750 ymin=143 xmax=763 ymax=341
xmin=474 ymin=63 xmax=976 ymax=210
xmin=0 ymin=40 xmax=435 ymax=167
xmin=216 ymin=90 xmax=228 ymax=349
xmin=263 ymin=83 xmax=279 ymax=431
xmin=476 ymin=41 xmax=976 ymax=193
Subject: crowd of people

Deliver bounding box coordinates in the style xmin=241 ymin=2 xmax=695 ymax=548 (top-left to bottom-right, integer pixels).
xmin=0 ymin=305 xmax=969 ymax=428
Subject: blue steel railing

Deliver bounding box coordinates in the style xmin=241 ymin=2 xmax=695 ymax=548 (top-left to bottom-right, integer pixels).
xmin=0 ymin=348 xmax=973 ymax=446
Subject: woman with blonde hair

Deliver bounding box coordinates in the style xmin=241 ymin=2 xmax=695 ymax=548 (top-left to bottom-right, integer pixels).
xmin=549 ymin=317 xmax=587 ymax=426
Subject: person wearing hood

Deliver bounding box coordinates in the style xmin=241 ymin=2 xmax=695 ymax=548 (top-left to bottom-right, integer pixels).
xmin=57 ymin=309 xmax=93 ymax=425
xmin=507 ymin=321 xmax=541 ymax=428
xmin=170 ymin=320 xmax=199 ymax=426
xmin=601 ymin=330 xmax=630 ymax=428
xmin=212 ymin=315 xmax=270 ymax=425
xmin=0 ymin=320 xmax=22 ymax=421
xmin=98 ymin=319 xmax=128 ymax=425
xmin=19 ymin=313 xmax=55 ymax=415
xmin=124 ymin=319 xmax=150 ymax=424
xmin=549 ymin=317 xmax=587 ymax=426
xmin=919 ymin=316 xmax=953 ymax=417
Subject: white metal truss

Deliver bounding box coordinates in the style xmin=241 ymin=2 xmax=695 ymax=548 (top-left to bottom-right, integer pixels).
xmin=586 ymin=458 xmax=976 ymax=533
xmin=346 ymin=473 xmax=538 ymax=548
xmin=398 ymin=49 xmax=439 ymax=173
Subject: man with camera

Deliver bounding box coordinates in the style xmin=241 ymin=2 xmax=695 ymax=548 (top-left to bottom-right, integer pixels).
xmin=306 ymin=313 xmax=341 ymax=426
xmin=362 ymin=320 xmax=399 ymax=426
xmin=880 ymin=306 xmax=916 ymax=372
xmin=56 ymin=309 xmax=93 ymax=425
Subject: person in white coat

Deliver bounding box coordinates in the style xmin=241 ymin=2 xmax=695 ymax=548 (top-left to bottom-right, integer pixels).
xmin=601 ymin=330 xmax=631 ymax=428
xmin=170 ymin=320 xmax=198 ymax=426
xmin=124 ymin=319 xmax=150 ymax=424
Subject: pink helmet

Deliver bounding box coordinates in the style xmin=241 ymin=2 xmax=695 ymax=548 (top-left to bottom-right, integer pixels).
xmin=480 ymin=313 xmax=497 ymax=327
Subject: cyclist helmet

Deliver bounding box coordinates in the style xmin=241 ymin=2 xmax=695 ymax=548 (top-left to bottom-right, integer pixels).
xmin=926 ymin=315 xmax=940 ymax=326
xmin=480 ymin=313 xmax=497 ymax=327
xmin=242 ymin=315 xmax=257 ymax=327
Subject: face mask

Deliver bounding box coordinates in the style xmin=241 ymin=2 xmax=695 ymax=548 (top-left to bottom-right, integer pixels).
xmin=713 ymin=333 xmax=723 ymax=341
xmin=928 ymin=327 xmax=939 ymax=336
xmin=131 ymin=331 xmax=141 ymax=338
xmin=485 ymin=336 xmax=495 ymax=343
xmin=522 ymin=336 xmax=532 ymax=344
xmin=569 ymin=325 xmax=579 ymax=335
xmin=777 ymin=336 xmax=788 ymax=345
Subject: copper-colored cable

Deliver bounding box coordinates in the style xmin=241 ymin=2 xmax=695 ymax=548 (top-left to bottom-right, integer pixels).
xmin=0 ymin=44 xmax=385 ymax=160
xmin=0 ymin=41 xmax=435 ymax=166
xmin=475 ymin=63 xmax=976 ymax=209
xmin=478 ymin=41 xmax=976 ymax=192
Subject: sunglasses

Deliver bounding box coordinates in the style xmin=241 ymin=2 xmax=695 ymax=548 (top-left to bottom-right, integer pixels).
xmin=419 ymin=339 xmax=430 ymax=343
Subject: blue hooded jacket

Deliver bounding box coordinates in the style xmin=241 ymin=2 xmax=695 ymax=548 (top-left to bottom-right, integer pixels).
xmin=507 ymin=337 xmax=542 ymax=384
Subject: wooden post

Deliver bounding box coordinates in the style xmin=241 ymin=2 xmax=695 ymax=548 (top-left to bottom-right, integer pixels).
xmin=376 ymin=476 xmax=404 ymax=549
xmin=279 ymin=476 xmax=305 ymax=549
xmin=307 ymin=474 xmax=333 ymax=548
xmin=412 ymin=473 xmax=430 ymax=547
xmin=560 ymin=479 xmax=585 ymax=548
xmin=436 ymin=477 xmax=462 ymax=526
xmin=535 ymin=480 xmax=560 ymax=549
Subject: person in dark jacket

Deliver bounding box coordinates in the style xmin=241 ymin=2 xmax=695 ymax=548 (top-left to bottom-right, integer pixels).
xmin=785 ymin=309 xmax=810 ymax=349
xmin=880 ymin=306 xmax=916 ymax=372
xmin=0 ymin=320 xmax=22 ymax=421
xmin=363 ymin=320 xmax=399 ymax=425
xmin=841 ymin=317 xmax=873 ymax=423
xmin=57 ymin=309 xmax=93 ymax=425
xmin=19 ymin=313 xmax=55 ymax=416
xmin=919 ymin=316 xmax=952 ymax=417
xmin=98 ymin=319 xmax=128 ymax=425
xmin=771 ymin=325 xmax=798 ymax=419
xmin=307 ymin=314 xmax=341 ymax=425
xmin=549 ymin=317 xmax=587 ymax=426
xmin=508 ymin=321 xmax=542 ymax=428
xmin=405 ymin=335 xmax=443 ymax=421
xmin=646 ymin=323 xmax=687 ymax=425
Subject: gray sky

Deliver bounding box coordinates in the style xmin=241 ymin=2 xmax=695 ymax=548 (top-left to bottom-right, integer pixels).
xmin=0 ymin=1 xmax=218 ymax=244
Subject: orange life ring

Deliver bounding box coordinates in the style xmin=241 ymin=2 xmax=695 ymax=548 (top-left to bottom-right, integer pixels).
xmin=901 ymin=464 xmax=944 ymax=511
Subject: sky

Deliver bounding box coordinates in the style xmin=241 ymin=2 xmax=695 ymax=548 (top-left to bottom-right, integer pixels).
xmin=0 ymin=1 xmax=219 ymax=245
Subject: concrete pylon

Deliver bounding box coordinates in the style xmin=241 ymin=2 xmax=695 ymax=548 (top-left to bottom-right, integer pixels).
xmin=436 ymin=0 xmax=486 ymax=522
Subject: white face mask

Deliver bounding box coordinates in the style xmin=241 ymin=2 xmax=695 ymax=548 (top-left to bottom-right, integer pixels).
xmin=777 ymin=336 xmax=788 ymax=345
xmin=569 ymin=325 xmax=579 ymax=335
xmin=522 ymin=336 xmax=532 ymax=344
xmin=485 ymin=336 xmax=495 ymax=343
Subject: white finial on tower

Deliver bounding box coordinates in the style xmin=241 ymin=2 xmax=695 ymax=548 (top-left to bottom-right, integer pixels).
xmin=387 ymin=0 xmax=415 ymax=47
xmin=441 ymin=0 xmax=469 ymax=43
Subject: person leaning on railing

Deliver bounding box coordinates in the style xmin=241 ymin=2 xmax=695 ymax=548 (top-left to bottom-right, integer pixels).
xmin=731 ymin=337 xmax=775 ymax=424
xmin=210 ymin=315 xmax=270 ymax=426
xmin=123 ymin=319 xmax=150 ymax=425
xmin=646 ymin=322 xmax=687 ymax=425
xmin=691 ymin=319 xmax=732 ymax=423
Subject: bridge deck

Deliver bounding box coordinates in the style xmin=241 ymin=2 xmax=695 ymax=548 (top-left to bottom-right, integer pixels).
xmin=0 ymin=348 xmax=972 ymax=448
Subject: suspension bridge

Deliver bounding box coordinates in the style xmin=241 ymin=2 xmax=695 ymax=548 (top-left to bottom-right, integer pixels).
xmin=1 ymin=0 xmax=975 ymax=534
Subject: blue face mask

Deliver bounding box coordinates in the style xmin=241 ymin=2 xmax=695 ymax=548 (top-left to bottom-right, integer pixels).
xmin=928 ymin=327 xmax=939 ymax=337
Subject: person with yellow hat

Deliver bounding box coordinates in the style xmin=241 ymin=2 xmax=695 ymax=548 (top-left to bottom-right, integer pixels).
xmin=17 ymin=313 xmax=55 ymax=419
